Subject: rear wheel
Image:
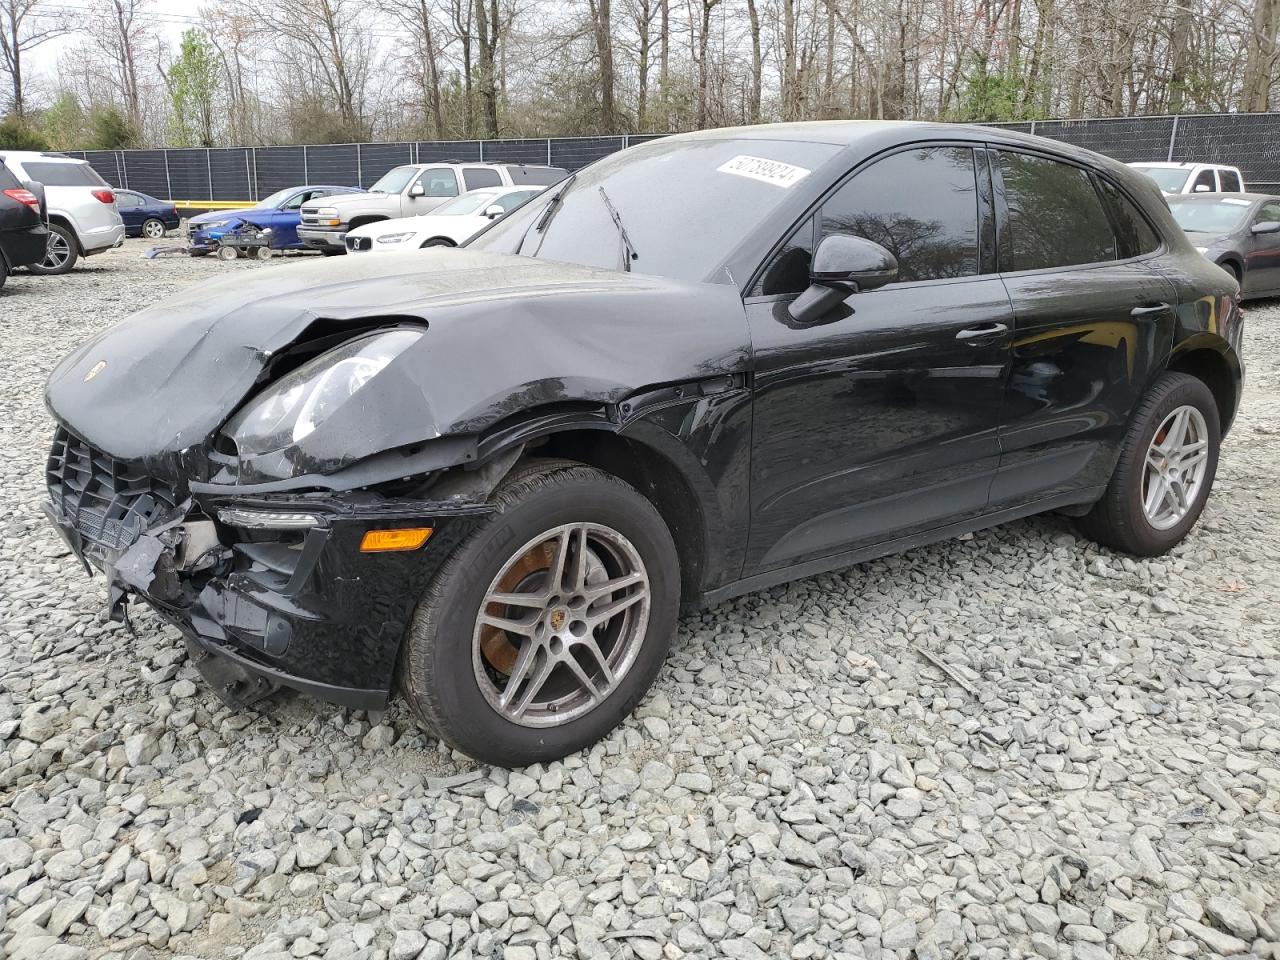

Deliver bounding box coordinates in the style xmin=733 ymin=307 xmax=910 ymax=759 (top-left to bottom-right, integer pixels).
xmin=1077 ymin=372 xmax=1220 ymax=555
xmin=142 ymin=218 xmax=167 ymax=239
xmin=255 ymin=245 xmax=274 ymax=260
xmin=29 ymin=224 xmax=78 ymax=275
xmin=399 ymin=460 xmax=680 ymax=766
xmin=0 ymin=257 xmax=8 ymax=290
xmin=216 ymin=246 xmax=238 ymax=261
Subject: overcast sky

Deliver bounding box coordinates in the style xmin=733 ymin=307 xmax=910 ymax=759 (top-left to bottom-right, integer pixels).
xmin=28 ymin=0 xmax=197 ymax=89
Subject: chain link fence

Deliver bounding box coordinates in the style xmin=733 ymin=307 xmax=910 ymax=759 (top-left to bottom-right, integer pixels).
xmin=61 ymin=115 xmax=1279 ymax=203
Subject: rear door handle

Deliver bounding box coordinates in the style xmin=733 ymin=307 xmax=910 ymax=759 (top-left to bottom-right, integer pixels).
xmin=1130 ymin=302 xmax=1172 ymax=319
xmin=956 ymin=322 xmax=1009 ymax=340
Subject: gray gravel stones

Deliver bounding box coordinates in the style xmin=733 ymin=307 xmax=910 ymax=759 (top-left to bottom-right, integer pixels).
xmin=1 ymin=243 xmax=1278 ymax=959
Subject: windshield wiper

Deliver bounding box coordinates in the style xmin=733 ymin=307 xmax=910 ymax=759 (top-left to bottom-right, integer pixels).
xmin=597 ymin=186 xmax=638 ymax=272
xmin=523 ymin=173 xmax=577 ymax=256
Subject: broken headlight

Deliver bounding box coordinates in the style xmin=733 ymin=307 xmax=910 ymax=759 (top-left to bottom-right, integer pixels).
xmin=225 ymin=329 xmax=422 ymax=458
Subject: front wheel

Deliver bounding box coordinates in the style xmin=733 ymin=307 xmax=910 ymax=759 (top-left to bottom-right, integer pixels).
xmin=421 ymin=238 xmax=454 ymax=248
xmin=28 ymin=224 xmax=78 ymax=275
xmin=1077 ymin=372 xmax=1220 ymax=556
xmin=142 ymin=218 xmax=167 ymax=239
xmin=399 ymin=461 xmax=680 ymax=766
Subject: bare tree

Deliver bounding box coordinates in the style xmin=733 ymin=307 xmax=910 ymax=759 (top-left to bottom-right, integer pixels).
xmin=0 ymin=0 xmax=66 ymax=117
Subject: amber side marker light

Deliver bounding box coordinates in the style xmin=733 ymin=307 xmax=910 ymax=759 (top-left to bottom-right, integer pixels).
xmin=359 ymin=528 xmax=433 ymax=553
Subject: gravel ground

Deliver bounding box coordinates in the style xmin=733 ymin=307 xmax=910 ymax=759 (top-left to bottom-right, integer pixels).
xmin=1 ymin=241 xmax=1278 ymax=960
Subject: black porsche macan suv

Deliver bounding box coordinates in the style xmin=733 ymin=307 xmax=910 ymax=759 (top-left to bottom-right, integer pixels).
xmin=44 ymin=122 xmax=1243 ymax=766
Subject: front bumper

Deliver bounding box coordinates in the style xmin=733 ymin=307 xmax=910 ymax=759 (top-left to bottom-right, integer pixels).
xmin=45 ymin=442 xmax=492 ymax=710
xmin=297 ymin=227 xmax=347 ymax=251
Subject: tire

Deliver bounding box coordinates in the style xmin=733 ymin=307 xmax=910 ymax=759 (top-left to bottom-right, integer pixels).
xmin=1076 ymin=372 xmax=1220 ymax=556
xmin=0 ymin=257 xmax=8 ymax=290
xmin=142 ymin=218 xmax=167 ymax=239
xmin=216 ymin=246 xmax=239 ymax=262
xmin=321 ymin=248 xmax=344 ymax=256
xmin=28 ymin=224 xmax=78 ymax=275
xmin=255 ymin=245 xmax=274 ymax=260
xmin=399 ymin=459 xmax=680 ymax=766
xmin=421 ymin=238 xmax=454 ymax=248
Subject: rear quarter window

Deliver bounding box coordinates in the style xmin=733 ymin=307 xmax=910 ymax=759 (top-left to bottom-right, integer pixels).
xmin=1097 ymin=179 xmax=1161 ymax=258
xmin=0 ymin=163 xmax=21 ymax=190
xmin=507 ymin=166 xmax=568 ymax=186
xmin=19 ymin=161 xmax=108 ymax=187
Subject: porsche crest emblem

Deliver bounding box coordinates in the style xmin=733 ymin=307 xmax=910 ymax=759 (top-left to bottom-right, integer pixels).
xmin=84 ymin=361 xmax=107 ymax=383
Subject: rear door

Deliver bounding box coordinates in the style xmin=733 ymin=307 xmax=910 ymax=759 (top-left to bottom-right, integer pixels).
xmin=990 ymin=149 xmax=1177 ymax=509
xmin=745 ymin=144 xmax=1014 ymax=575
xmin=115 ymin=191 xmax=143 ymax=230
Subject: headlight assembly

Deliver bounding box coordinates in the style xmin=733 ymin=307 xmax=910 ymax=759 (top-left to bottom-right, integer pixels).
xmin=376 ymin=233 xmax=417 ymax=244
xmin=224 ymin=329 xmax=423 ymax=458
xmin=1195 ymin=246 xmax=1209 ymax=254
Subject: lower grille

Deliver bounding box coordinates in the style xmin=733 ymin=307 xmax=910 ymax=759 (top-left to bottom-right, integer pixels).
xmin=47 ymin=427 xmax=182 ymax=554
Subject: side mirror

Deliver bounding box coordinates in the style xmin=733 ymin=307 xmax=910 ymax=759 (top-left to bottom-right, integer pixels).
xmin=788 ymin=234 xmax=898 ymax=326
xmin=409 ymin=183 xmax=425 ymax=198
xmin=1193 ymin=183 xmax=1213 ymax=193
xmin=1251 ymin=220 xmax=1280 ymax=235
xmin=483 ymin=204 xmax=505 ymax=219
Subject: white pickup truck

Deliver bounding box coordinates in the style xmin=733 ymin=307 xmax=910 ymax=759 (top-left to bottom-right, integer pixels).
xmin=297 ymin=161 xmax=566 ymax=253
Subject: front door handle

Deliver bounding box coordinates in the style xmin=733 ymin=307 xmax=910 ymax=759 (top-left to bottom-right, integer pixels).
xmin=1130 ymin=302 xmax=1172 ymax=319
xmin=956 ymin=322 xmax=1009 ymax=340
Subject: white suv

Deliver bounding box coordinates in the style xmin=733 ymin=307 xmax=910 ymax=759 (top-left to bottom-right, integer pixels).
xmin=0 ymin=151 xmax=125 ymax=273
xmin=297 ymin=162 xmax=566 ymax=253
xmin=1128 ymin=162 xmax=1246 ymax=196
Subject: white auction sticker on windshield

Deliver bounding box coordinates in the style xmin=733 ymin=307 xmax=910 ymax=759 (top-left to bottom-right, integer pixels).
xmin=717 ymin=155 xmax=811 ymax=188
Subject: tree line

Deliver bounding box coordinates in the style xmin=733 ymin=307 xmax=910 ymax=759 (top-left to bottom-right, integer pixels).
xmin=1 ymin=0 xmax=1279 ymax=151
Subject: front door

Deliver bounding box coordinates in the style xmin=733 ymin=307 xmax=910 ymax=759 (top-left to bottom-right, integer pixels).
xmin=1245 ymin=199 xmax=1280 ymax=296
xmin=405 ymin=168 xmax=458 ymax=216
xmin=990 ymin=149 xmax=1176 ymax=507
xmin=745 ymin=145 xmax=1012 ymax=576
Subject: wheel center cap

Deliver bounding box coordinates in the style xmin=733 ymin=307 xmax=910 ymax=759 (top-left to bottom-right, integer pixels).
xmin=549 ymin=608 xmax=568 ymax=631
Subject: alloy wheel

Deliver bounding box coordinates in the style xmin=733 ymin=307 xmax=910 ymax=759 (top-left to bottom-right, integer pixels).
xmin=42 ymin=231 xmax=71 ymax=270
xmin=472 ymin=522 xmax=650 ymax=728
xmin=143 ymin=219 xmax=166 ymax=239
xmin=1142 ymin=404 xmax=1210 ymax=530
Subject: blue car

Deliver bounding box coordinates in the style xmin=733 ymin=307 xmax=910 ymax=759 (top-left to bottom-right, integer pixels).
xmin=115 ymin=190 xmax=181 ymax=239
xmin=186 ymin=184 xmax=362 ymax=254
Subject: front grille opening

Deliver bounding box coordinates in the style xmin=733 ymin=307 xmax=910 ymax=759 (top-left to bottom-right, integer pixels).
xmin=47 ymin=427 xmax=182 ymax=553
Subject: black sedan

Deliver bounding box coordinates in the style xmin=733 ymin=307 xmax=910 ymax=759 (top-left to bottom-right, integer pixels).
xmin=44 ymin=123 xmax=1243 ymax=766
xmin=1167 ymin=192 xmax=1280 ymax=299
xmin=0 ymin=162 xmax=48 ymax=289
xmin=115 ymin=189 xmax=181 ymax=239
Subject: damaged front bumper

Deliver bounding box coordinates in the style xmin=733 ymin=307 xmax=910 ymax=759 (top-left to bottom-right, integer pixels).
xmin=46 ymin=471 xmax=492 ymax=712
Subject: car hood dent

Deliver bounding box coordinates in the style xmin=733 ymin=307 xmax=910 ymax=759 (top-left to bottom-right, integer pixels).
xmin=45 ymin=249 xmax=752 ymax=472
xmin=189 ymin=208 xmax=255 ymax=226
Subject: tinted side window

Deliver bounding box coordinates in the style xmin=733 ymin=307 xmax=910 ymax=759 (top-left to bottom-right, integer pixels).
xmin=1259 ymin=202 xmax=1280 ymax=223
xmin=20 ymin=161 xmax=107 ymax=187
xmin=1098 ymin=179 xmax=1160 ymax=258
xmin=418 ymin=169 xmax=458 ymax=198
xmin=1193 ymin=169 xmax=1216 ymax=192
xmin=116 ymin=192 xmax=141 ymax=208
xmin=999 ymin=152 xmax=1116 ymax=270
xmin=0 ymin=162 xmax=20 ymax=190
xmin=463 ymin=168 xmax=502 ymax=190
xmin=820 ymin=146 xmax=979 ymax=283
xmin=1220 ymin=169 xmax=1242 ymax=192
xmin=753 ymin=215 xmax=815 ymax=296
xmin=495 ymin=190 xmax=539 ymax=212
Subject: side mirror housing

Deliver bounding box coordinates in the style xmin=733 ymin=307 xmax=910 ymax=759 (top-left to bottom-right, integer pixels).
xmin=409 ymin=183 xmax=425 ymax=198
xmin=1251 ymin=220 xmax=1280 ymax=235
xmin=1193 ymin=183 xmax=1213 ymax=193
xmin=483 ymin=204 xmax=505 ymax=219
xmin=788 ymin=234 xmax=899 ymax=326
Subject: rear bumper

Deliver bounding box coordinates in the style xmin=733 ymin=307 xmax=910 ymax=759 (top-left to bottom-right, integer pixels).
xmin=297 ymin=227 xmax=347 ymax=251
xmin=0 ymin=224 xmax=48 ymax=269
xmin=81 ymin=222 xmax=126 ymax=255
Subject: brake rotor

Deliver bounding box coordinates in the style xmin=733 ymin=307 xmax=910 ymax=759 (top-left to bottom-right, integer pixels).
xmin=478 ymin=540 xmax=555 ymax=674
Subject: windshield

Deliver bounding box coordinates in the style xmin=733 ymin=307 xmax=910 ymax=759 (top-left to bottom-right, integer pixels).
xmin=469 ymin=137 xmax=842 ymax=282
xmin=1168 ymin=198 xmax=1252 ymax=234
xmin=369 ymin=166 xmax=418 ymax=194
xmin=432 ymin=191 xmax=502 ymax=216
xmin=1132 ymin=166 xmax=1191 ymax=193
xmin=256 ymin=188 xmax=297 ymax=208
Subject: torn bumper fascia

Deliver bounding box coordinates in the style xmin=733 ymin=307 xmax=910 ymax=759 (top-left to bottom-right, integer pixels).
xmin=46 ymin=489 xmax=495 ymax=711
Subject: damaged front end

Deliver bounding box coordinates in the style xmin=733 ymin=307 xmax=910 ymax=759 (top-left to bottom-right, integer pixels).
xmin=45 ymin=424 xmax=494 ymax=711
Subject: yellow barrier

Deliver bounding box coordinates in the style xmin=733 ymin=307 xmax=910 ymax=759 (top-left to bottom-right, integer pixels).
xmin=172 ymin=200 xmax=252 ymax=211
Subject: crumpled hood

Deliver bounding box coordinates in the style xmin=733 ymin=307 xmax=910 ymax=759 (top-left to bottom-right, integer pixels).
xmin=46 ymin=249 xmax=751 ymax=469
xmin=189 ymin=208 xmax=256 ymax=226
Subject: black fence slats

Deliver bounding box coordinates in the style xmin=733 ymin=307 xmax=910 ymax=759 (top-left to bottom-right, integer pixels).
xmin=70 ymin=117 xmax=1280 ymax=203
